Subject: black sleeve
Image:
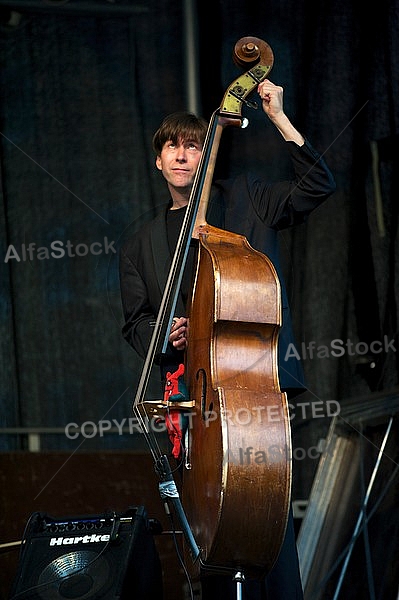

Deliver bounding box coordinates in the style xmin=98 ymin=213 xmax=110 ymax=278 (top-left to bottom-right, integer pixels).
xmin=119 ymin=242 xmax=154 ymax=359
xmin=119 ymin=239 xmax=183 ymax=368
xmin=250 ymin=139 xmax=337 ymax=229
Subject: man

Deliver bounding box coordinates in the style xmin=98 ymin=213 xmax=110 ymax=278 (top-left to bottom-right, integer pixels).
xmin=120 ymin=79 xmax=336 ymax=599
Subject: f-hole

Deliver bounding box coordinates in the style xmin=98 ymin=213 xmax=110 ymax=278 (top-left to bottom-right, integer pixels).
xmin=196 ymin=368 xmax=212 ymax=420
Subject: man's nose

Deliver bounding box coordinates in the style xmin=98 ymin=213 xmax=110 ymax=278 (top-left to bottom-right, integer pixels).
xmin=176 ymin=145 xmax=187 ymax=161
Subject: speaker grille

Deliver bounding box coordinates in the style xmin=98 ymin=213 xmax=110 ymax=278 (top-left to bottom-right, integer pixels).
xmin=36 ymin=550 xmax=110 ymax=600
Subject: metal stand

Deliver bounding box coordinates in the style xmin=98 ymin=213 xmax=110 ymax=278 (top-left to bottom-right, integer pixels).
xmin=233 ymin=571 xmax=245 ymax=600
xmin=332 ymin=416 xmax=393 ymax=600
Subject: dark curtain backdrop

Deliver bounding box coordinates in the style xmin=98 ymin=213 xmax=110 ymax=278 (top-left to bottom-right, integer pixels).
xmin=1 ymin=0 xmax=399 ymax=496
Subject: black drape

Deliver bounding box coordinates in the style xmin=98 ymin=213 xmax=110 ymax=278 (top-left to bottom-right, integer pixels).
xmin=0 ymin=0 xmax=398 ymax=494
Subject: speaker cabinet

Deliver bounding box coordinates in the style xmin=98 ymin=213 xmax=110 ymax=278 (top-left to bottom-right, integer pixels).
xmin=9 ymin=506 xmax=163 ymax=599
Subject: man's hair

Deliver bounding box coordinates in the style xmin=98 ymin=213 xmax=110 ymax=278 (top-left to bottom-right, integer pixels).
xmin=152 ymin=111 xmax=208 ymax=156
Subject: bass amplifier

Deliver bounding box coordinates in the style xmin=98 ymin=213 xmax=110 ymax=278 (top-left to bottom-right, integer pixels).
xmin=9 ymin=506 xmax=163 ymax=599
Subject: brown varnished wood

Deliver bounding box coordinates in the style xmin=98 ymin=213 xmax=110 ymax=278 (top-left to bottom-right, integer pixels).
xmin=183 ymin=224 xmax=291 ymax=577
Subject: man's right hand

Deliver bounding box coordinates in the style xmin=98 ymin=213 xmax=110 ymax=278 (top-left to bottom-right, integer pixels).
xmin=169 ymin=316 xmax=188 ymax=350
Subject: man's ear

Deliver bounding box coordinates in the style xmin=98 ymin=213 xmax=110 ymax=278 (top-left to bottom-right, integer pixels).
xmin=155 ymin=156 xmax=162 ymax=171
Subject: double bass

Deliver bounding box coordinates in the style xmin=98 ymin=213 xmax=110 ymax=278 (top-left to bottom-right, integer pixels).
xmin=133 ymin=36 xmax=291 ymax=584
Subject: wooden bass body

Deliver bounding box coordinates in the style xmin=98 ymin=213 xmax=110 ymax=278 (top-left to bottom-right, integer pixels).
xmin=183 ymin=224 xmax=291 ymax=577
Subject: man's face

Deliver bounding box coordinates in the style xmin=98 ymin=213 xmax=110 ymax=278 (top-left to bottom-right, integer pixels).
xmin=156 ymin=137 xmax=202 ymax=193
